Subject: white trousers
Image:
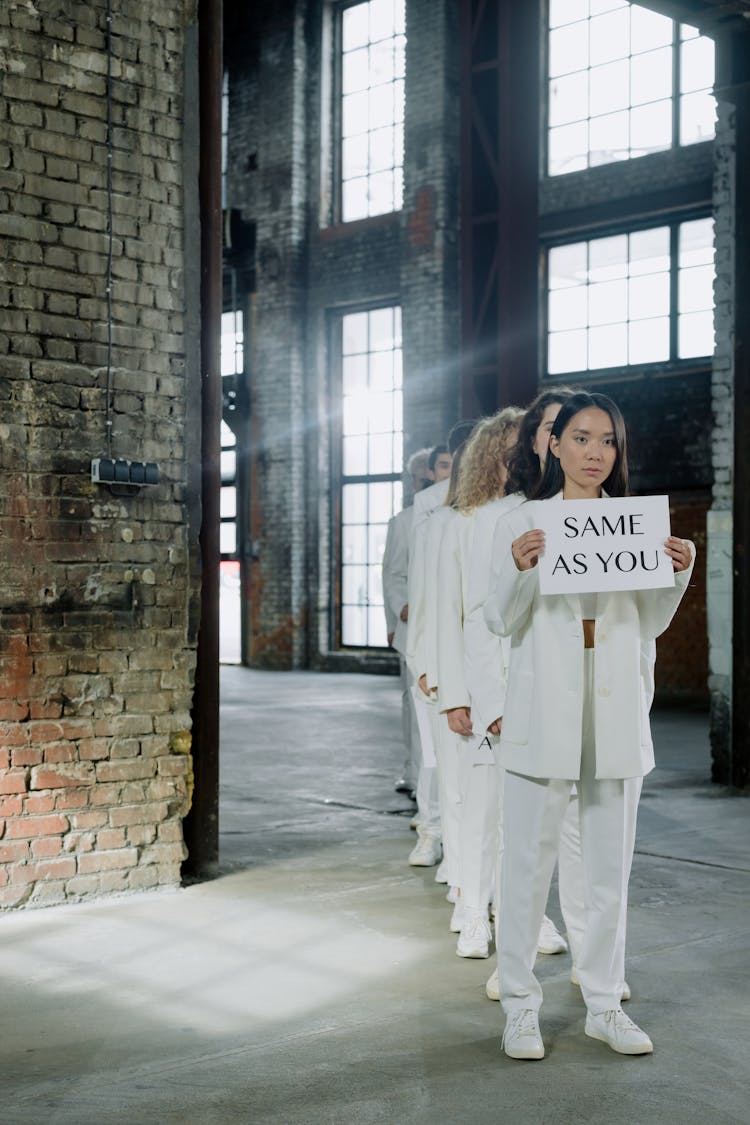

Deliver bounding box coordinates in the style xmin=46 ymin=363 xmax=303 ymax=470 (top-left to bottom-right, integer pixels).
xmin=498 ymin=653 xmax=640 ymax=1016
xmin=435 ymin=712 xmax=463 ymax=888
xmin=399 ymin=656 xmax=420 ymax=789
xmin=457 ymin=745 xmax=497 ymax=915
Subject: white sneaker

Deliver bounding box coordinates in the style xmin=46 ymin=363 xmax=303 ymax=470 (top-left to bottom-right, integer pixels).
xmin=537 ymin=914 xmax=568 ymax=955
xmin=457 ymin=914 xmax=491 ymax=958
xmin=449 ymin=900 xmax=464 ymax=933
xmin=446 ymin=885 xmax=459 ymax=904
xmin=485 ymin=967 xmax=499 ymax=1001
xmin=408 ymin=832 xmax=442 ymax=867
xmin=434 ymin=861 xmax=448 ymax=884
xmin=502 ymin=1009 xmax=545 ymax=1060
xmin=585 ymin=1007 xmax=653 ymax=1055
xmin=571 ymin=967 xmax=631 ymax=1002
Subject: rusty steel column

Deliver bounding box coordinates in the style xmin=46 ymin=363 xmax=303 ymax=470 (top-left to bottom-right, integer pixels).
xmin=184 ymin=0 xmax=222 ymax=875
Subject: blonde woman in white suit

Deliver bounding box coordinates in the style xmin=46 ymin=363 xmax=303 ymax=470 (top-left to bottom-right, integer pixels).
xmin=485 ymin=391 xmax=695 ymax=1060
xmin=435 ymin=407 xmax=523 ymax=956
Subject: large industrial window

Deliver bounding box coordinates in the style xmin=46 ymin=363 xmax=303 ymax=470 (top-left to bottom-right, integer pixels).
xmin=546 ymin=216 xmax=714 ymax=375
xmin=219 ymin=309 xmax=243 ymax=664
xmin=336 ymin=306 xmax=403 ymax=648
xmin=547 ymin=2 xmax=716 ymax=176
xmin=337 ymin=0 xmax=406 ymax=222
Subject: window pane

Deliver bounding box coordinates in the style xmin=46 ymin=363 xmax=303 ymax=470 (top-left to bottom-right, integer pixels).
xmin=343 ymin=353 xmax=368 ymax=393
xmin=548 ymin=121 xmax=588 ymax=175
xmin=343 ymin=392 xmax=371 ymax=436
xmin=681 ymin=35 xmax=714 ymax=93
xmin=343 ymin=312 xmax=368 ymax=355
xmin=368 ymin=170 xmax=395 ymax=215
xmin=549 ymin=0 xmax=588 ymax=29
xmin=343 ymin=434 xmax=368 ymax=475
xmin=630 ymin=47 xmax=672 ymax=106
xmin=630 ymin=98 xmax=671 ymax=154
xmin=221 ymin=420 xmax=236 ymax=448
xmin=368 ymin=606 xmax=387 ymax=647
xmin=370 ymin=39 xmax=395 ymax=85
xmin=630 ymin=5 xmax=673 ymax=54
xmin=549 ymin=286 xmax=588 ymax=331
xmin=629 ymin=273 xmax=669 ymax=320
xmin=589 ymin=235 xmax=627 ymax=281
xmin=679 ymin=264 xmax=714 ymax=314
xmin=369 ymin=125 xmax=395 ymax=172
xmin=549 ymin=21 xmax=589 ymax=77
xmin=368 ymin=563 xmax=384 ymax=605
xmin=369 ymin=0 xmax=396 ymax=42
xmin=342 ymin=605 xmax=367 ymax=646
xmin=549 ymin=70 xmax=589 ymax=127
xmin=680 ymin=91 xmax=716 ymax=145
xmin=368 ymin=481 xmax=395 ymax=523
xmin=343 ymin=4 xmax=369 ymax=51
xmin=548 ymin=329 xmax=587 ymax=373
xmin=342 ymin=91 xmax=369 ymax=138
xmin=221 ymin=450 xmax=236 ymax=483
xmin=590 ymin=0 xmax=628 ymax=14
xmin=220 ymin=487 xmax=236 ymax=519
xmin=342 ymin=134 xmax=368 ymax=180
xmin=343 ymin=564 xmax=368 ymax=604
xmin=343 ymin=47 xmax=369 ymax=94
xmin=369 ymin=307 xmax=395 ymax=350
xmin=370 ymin=350 xmax=395 ymax=390
xmin=588 ymin=279 xmax=627 ymax=326
xmin=342 ymin=178 xmax=368 ymax=223
xmin=220 ymin=522 xmax=236 ymax=555
xmin=588 ymin=323 xmax=628 ymax=368
xmin=629 ymin=227 xmax=670 ymax=275
xmin=369 ymin=522 xmax=389 ymax=565
xmin=589 ymin=9 xmax=629 ymax=67
xmin=368 ymin=433 xmax=397 ymax=474
xmin=589 ymin=59 xmax=629 ymax=115
xmin=549 ymin=242 xmax=587 ymax=288
xmin=589 ymin=110 xmax=628 ymax=166
xmin=678 ymin=311 xmax=714 ymax=358
xmin=679 ymin=218 xmax=714 ymax=267
xmin=628 ymin=317 xmax=669 ymax=363
xmin=343 ymin=524 xmax=367 ymax=565
xmin=342 ymin=483 xmax=368 ymax=524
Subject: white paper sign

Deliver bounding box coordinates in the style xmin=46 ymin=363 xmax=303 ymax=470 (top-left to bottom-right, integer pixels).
xmin=536 ymin=495 xmax=674 ymax=595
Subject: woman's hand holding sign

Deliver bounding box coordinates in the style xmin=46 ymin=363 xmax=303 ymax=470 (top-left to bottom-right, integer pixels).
xmin=664 ymin=536 xmax=692 ymax=573
xmin=512 ymin=530 xmax=545 ymax=571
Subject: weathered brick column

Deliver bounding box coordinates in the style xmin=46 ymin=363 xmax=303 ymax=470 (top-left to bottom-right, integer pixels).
xmin=0 ymin=0 xmax=200 ymax=906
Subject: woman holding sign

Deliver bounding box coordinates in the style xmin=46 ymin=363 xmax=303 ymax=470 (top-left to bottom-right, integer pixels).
xmin=485 ymin=391 xmax=694 ymax=1061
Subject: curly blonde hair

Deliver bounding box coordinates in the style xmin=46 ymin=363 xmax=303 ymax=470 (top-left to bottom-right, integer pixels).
xmin=454 ymin=406 xmax=525 ymax=513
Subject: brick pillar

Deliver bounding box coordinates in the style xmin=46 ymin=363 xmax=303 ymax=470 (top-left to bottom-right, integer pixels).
xmin=400 ymin=0 xmax=462 ymax=453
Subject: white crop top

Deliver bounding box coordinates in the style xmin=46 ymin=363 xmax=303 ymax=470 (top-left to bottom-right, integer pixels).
xmin=580 ymin=592 xmax=597 ymax=619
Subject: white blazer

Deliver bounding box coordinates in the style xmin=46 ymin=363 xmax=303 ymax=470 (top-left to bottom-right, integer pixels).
xmin=406 ymin=479 xmax=449 ymax=683
xmin=382 ymin=507 xmax=412 ymax=656
xmin=463 ymin=494 xmax=526 ymax=734
xmin=484 ymin=499 xmax=695 ymax=781
xmin=435 ymin=508 xmax=470 ymax=714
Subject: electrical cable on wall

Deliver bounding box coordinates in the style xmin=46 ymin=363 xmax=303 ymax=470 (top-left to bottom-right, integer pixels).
xmin=90 ymin=0 xmax=158 ymax=490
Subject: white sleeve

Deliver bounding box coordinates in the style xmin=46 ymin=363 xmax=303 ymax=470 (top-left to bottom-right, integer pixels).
xmin=436 ymin=515 xmax=469 ymax=713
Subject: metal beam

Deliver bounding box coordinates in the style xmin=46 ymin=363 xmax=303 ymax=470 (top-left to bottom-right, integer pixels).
xmin=184 ymin=0 xmax=223 ymax=875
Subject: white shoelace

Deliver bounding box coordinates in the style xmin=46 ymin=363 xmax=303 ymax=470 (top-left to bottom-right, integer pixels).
xmin=504 ymin=1008 xmax=539 ymax=1044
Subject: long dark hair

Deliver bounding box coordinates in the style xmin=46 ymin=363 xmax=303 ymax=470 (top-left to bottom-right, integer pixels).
xmin=530 ymin=391 xmax=629 ymax=500
xmin=504 ymin=387 xmax=577 ymax=497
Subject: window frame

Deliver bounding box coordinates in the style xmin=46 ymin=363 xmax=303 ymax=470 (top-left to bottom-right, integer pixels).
xmin=329 ymin=299 xmax=404 ymax=652
xmin=543 ymin=2 xmax=716 ymax=179
xmin=540 ymin=207 xmax=715 ymax=382
xmin=329 ymin=0 xmax=406 ymax=227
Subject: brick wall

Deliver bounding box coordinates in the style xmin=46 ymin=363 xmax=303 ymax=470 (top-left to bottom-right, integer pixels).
xmin=0 ymin=0 xmax=200 ymax=907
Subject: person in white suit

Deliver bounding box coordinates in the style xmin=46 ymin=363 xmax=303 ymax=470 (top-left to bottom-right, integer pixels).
xmin=463 ymin=390 xmax=584 ymax=998
xmin=485 ymin=391 xmax=695 ymax=1060
xmin=382 ymin=448 xmax=432 ymax=803
xmin=404 ymin=443 xmax=454 ymax=867
xmin=435 ymin=407 xmax=524 ymax=956
xmin=406 ymin=426 xmax=475 ymax=874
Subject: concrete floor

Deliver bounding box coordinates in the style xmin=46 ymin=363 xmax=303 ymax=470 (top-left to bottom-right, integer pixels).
xmin=2 ymin=667 xmax=749 ymax=1125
